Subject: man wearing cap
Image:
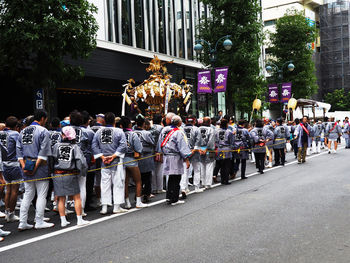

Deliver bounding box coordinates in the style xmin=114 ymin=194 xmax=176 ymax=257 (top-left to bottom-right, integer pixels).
xmin=17 ymin=110 xmax=54 ymax=230
xmin=92 ymin=112 xmax=127 ymax=214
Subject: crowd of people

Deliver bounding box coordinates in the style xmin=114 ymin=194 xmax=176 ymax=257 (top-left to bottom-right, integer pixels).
xmin=0 ymin=109 xmax=347 ymax=242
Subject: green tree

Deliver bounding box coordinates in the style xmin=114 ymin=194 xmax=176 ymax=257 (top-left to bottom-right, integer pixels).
xmin=197 ymin=0 xmax=265 ymax=117
xmin=0 ymin=0 xmax=98 ymax=118
xmin=268 ymin=9 xmax=318 ymax=99
xmin=324 ymin=88 xmax=350 ymax=111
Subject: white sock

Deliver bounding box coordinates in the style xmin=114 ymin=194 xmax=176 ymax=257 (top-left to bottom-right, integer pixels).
xmin=136 ymin=197 xmax=142 ymax=205
xmin=60 ymin=216 xmax=70 ymax=227
xmin=77 ymin=215 xmax=83 ymax=225
xmin=125 ymin=198 xmax=131 ymax=207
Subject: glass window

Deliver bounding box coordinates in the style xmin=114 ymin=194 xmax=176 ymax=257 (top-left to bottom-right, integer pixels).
xmin=168 ymin=0 xmax=175 ymax=56
xmin=122 ymin=0 xmax=131 ymax=45
xmin=177 ymin=11 xmax=182 ymax=20
xmin=186 ymin=0 xmax=193 ymax=60
xmin=175 ymin=0 xmax=184 ymax=58
xmin=135 ymin=0 xmax=144 ymax=48
xmin=264 ymin=20 xmax=276 ymax=27
xmin=106 ymin=0 xmax=113 ymax=42
xmin=158 ymin=0 xmax=165 ymax=54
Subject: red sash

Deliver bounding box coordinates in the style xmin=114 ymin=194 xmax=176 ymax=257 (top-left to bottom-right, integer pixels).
xmin=300 ymin=123 xmax=309 ymax=135
xmin=161 ymin=128 xmax=179 ymax=148
xmin=329 ymin=122 xmax=337 ymax=132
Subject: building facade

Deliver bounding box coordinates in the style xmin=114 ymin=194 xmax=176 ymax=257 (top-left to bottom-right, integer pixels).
xmin=262 ymin=0 xmax=322 ymax=66
xmin=55 ymin=0 xmax=215 ymax=118
xmin=318 ymin=0 xmax=350 ymax=99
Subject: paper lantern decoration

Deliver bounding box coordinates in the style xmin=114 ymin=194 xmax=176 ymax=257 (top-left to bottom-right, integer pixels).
xmin=252 ymin=99 xmax=262 ymax=111
xmin=287 ymin=98 xmax=297 ymax=111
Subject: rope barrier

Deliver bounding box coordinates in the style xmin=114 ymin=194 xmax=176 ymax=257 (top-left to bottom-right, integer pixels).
xmin=0 ymin=138 xmax=298 ymax=187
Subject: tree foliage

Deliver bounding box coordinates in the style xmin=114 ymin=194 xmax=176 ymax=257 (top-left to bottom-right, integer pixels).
xmin=324 ymin=88 xmax=350 ymax=111
xmin=268 ymin=9 xmax=318 ymax=99
xmin=0 ymin=0 xmax=98 ymax=115
xmin=197 ymin=0 xmax=265 ymax=117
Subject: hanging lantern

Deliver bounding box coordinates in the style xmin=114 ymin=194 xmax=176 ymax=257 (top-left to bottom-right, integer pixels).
xmin=288 ymin=98 xmax=297 ymax=111
xmin=252 ymin=98 xmax=262 ymax=111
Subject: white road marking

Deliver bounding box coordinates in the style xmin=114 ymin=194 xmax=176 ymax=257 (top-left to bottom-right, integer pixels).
xmin=0 ymin=147 xmax=344 ymax=253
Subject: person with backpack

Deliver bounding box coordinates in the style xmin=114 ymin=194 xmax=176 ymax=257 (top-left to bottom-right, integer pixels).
xmin=51 ymin=126 xmax=89 ymax=227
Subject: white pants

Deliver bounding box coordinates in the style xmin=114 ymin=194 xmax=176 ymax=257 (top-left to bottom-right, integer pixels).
xmin=152 ymin=162 xmax=164 ymax=192
xmin=19 ymin=180 xmax=49 ymax=224
xmin=191 ymin=161 xmax=201 ymax=188
xmin=200 ymin=161 xmax=214 ymax=186
xmin=180 ymin=163 xmax=193 ymax=191
xmin=78 ymin=176 xmax=86 ymax=209
xmin=101 ymin=161 xmax=125 ymax=206
xmin=306 ymin=147 xmax=311 ymax=155
xmin=312 ymin=140 xmax=321 ymax=153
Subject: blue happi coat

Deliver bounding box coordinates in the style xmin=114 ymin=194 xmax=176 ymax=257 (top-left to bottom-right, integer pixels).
xmin=92 ymin=126 xmax=127 ymax=168
xmin=159 ymin=126 xmax=191 ymax=175
xmin=295 ymin=123 xmax=313 ymax=148
xmin=16 ymin=122 xmax=52 ymax=180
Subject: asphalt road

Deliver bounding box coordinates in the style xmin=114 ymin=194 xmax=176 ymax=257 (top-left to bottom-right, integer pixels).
xmin=1 ymin=146 xmax=350 ymax=263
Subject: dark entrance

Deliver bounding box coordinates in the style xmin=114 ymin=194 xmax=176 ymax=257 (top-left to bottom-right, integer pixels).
xmin=56 ymin=76 xmax=123 ymax=119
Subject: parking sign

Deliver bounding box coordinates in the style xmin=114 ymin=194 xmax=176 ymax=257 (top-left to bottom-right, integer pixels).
xmin=35 ymin=89 xmax=44 ymax=109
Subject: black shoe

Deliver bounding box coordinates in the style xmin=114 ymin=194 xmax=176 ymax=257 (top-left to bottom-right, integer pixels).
xmin=180 ymin=191 xmax=187 ymax=200
xmin=241 ymin=176 xmax=247 ymax=180
xmin=221 ymin=182 xmax=231 ymax=185
xmin=273 ymin=163 xmax=280 ymax=167
xmin=259 ymin=171 xmax=264 ymax=174
xmin=84 ymin=205 xmax=97 ymax=212
xmin=143 ymin=195 xmax=149 ymax=203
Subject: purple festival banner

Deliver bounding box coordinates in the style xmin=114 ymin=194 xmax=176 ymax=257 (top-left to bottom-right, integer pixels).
xmin=214 ymin=67 xmax=229 ymax=93
xmin=197 ymin=70 xmax=212 ymax=93
xmin=268 ymin=84 xmax=279 ymax=103
xmin=281 ymin=82 xmax=292 ymax=102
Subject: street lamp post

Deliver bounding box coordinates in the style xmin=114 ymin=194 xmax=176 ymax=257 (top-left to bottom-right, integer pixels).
xmin=265 ymin=61 xmax=295 ymax=116
xmin=194 ymin=35 xmax=233 ymax=116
